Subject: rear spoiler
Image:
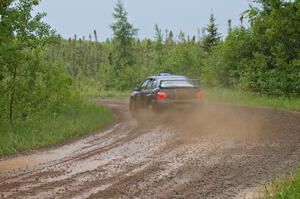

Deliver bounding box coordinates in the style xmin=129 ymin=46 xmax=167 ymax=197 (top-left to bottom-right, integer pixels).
xmin=159 ymin=79 xmax=200 ymax=88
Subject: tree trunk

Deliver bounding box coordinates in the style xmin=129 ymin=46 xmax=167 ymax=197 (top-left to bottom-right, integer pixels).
xmin=9 ymin=66 xmax=17 ymax=125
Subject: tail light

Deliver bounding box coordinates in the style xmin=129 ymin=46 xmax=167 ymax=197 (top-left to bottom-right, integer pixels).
xmin=196 ymin=91 xmax=204 ymax=100
xmin=156 ymin=92 xmax=168 ymax=100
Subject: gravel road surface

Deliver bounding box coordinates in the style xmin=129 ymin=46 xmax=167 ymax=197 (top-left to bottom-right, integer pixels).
xmin=0 ymin=99 xmax=299 ymax=199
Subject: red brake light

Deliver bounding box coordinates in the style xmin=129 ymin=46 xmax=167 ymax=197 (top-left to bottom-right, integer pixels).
xmin=156 ymin=92 xmax=168 ymax=100
xmin=196 ymin=91 xmax=204 ymax=100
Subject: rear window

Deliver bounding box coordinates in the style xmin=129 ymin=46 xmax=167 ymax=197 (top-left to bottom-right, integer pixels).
xmin=160 ymin=80 xmax=198 ymax=88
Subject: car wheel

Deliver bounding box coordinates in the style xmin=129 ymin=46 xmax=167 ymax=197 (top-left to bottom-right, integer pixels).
xmin=147 ymin=101 xmax=157 ymax=114
xmin=129 ymin=100 xmax=137 ymax=117
xmin=148 ymin=102 xmax=153 ymax=111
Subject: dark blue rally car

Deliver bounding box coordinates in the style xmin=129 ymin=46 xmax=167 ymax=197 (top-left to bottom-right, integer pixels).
xmin=129 ymin=73 xmax=204 ymax=114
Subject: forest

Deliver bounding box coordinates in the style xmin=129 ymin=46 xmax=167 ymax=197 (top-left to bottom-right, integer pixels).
xmin=46 ymin=0 xmax=300 ymax=96
xmin=1 ymin=0 xmax=300 ymax=126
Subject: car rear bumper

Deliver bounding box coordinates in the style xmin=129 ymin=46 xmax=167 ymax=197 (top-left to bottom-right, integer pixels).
xmin=152 ymin=99 xmax=204 ymax=111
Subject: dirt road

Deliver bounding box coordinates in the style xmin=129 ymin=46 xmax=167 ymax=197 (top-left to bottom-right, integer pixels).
xmin=0 ymin=100 xmax=300 ymax=199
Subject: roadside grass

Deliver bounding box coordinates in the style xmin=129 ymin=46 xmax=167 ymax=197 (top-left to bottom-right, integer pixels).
xmin=204 ymin=88 xmax=300 ymax=112
xmin=80 ymin=89 xmax=131 ymax=100
xmin=0 ymin=102 xmax=113 ymax=157
xmin=260 ymin=168 xmax=300 ymax=199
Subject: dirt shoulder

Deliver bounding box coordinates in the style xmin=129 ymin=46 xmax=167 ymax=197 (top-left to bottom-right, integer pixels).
xmin=0 ymin=99 xmax=299 ymax=199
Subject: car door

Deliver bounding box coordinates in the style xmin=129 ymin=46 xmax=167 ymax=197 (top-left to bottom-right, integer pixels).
xmin=136 ymin=79 xmax=151 ymax=108
xmin=140 ymin=78 xmax=154 ymax=108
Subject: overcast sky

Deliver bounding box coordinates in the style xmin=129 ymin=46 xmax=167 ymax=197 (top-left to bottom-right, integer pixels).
xmin=33 ymin=0 xmax=251 ymax=41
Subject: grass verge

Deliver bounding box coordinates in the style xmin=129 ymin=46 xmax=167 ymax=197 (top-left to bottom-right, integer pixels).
xmin=260 ymin=168 xmax=300 ymax=199
xmin=80 ymin=90 xmax=131 ymax=99
xmin=0 ymin=102 xmax=113 ymax=157
xmin=204 ymin=88 xmax=300 ymax=112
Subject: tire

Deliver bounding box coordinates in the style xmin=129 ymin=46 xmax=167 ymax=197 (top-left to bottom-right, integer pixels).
xmin=147 ymin=101 xmax=157 ymax=114
xmin=129 ymin=100 xmax=137 ymax=118
xmin=148 ymin=101 xmax=153 ymax=112
xmin=148 ymin=101 xmax=161 ymax=118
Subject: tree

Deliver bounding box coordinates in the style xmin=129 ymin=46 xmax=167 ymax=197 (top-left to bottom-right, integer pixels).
xmin=201 ymin=0 xmax=300 ymax=96
xmin=202 ymin=13 xmax=221 ymax=52
xmin=165 ymin=30 xmax=175 ymax=54
xmin=244 ymin=0 xmax=300 ymax=96
xmin=153 ymin=24 xmax=164 ymax=70
xmin=1 ymin=0 xmax=53 ymax=124
xmin=0 ymin=0 xmax=76 ymax=124
xmin=178 ymin=31 xmax=186 ymax=43
xmin=166 ymin=31 xmax=174 ymax=45
xmin=110 ymin=0 xmax=137 ymax=76
xmin=227 ymin=19 xmax=232 ymax=33
xmin=154 ymin=24 xmax=163 ymax=46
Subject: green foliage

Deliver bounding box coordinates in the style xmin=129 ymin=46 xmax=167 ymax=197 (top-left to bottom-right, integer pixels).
xmin=202 ymin=13 xmax=221 ymax=52
xmin=45 ymin=38 xmax=105 ymax=86
xmin=0 ymin=102 xmax=113 ymax=157
xmin=0 ymin=0 xmax=78 ymax=124
xmin=242 ymin=0 xmax=300 ymax=96
xmin=203 ymin=0 xmax=300 ymax=97
xmin=167 ymin=39 xmax=203 ymax=78
xmin=205 ymin=88 xmax=300 ymax=112
xmin=202 ymin=28 xmax=256 ymax=88
xmin=0 ymin=0 xmax=109 ymax=156
xmin=81 ymin=90 xmax=131 ymax=99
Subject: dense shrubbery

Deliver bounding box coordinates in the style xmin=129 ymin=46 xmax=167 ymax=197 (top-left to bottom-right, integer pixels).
xmin=206 ymin=0 xmax=300 ymax=97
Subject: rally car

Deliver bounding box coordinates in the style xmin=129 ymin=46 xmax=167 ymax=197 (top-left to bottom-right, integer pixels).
xmin=129 ymin=73 xmax=204 ymax=115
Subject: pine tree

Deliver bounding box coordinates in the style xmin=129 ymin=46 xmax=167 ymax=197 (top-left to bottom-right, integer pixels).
xmin=178 ymin=31 xmax=186 ymax=43
xmin=166 ymin=30 xmax=174 ymax=50
xmin=202 ymin=13 xmax=221 ymax=52
xmin=154 ymin=24 xmax=163 ymax=45
xmin=93 ymin=30 xmax=98 ymax=42
xmin=227 ymin=19 xmax=232 ymax=33
xmin=93 ymin=30 xmax=101 ymax=78
xmin=154 ymin=24 xmax=164 ymax=69
xmin=191 ymin=35 xmax=196 ymax=44
xmin=110 ymin=0 xmax=137 ymax=75
xmin=166 ymin=31 xmax=174 ymax=44
xmin=240 ymin=14 xmax=244 ymax=27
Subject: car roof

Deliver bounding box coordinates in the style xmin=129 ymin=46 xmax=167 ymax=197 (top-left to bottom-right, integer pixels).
xmin=147 ymin=74 xmax=189 ymax=80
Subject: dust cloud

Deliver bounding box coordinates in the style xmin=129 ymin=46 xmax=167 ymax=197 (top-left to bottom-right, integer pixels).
xmin=134 ymin=103 xmax=268 ymax=145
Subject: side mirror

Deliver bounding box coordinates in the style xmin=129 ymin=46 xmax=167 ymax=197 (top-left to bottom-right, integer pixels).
xmin=134 ymin=87 xmax=140 ymax=91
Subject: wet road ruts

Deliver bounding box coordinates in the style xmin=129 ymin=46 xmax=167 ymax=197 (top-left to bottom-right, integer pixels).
xmin=0 ymin=99 xmax=299 ymax=199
